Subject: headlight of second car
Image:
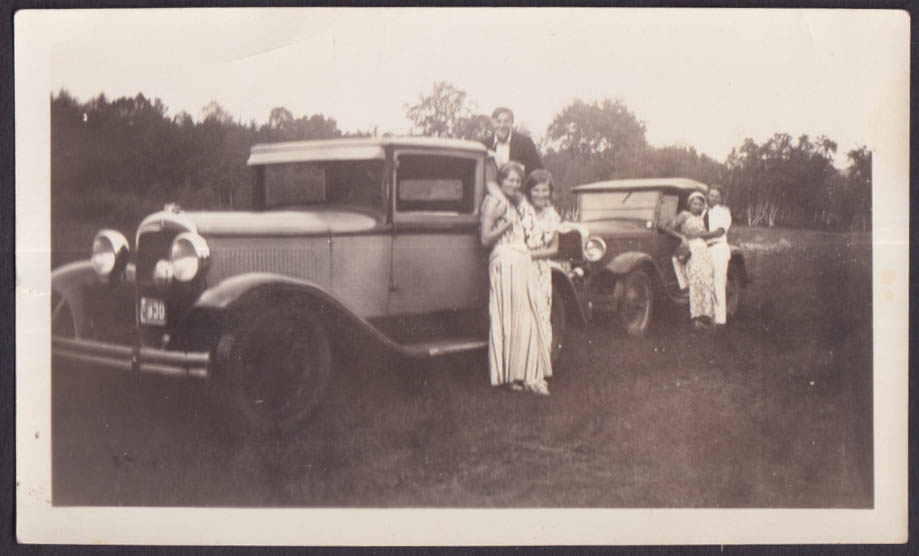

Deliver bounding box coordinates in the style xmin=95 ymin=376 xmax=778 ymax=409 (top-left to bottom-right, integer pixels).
xmin=91 ymin=229 xmax=129 ymax=280
xmin=169 ymin=232 xmax=210 ymax=282
xmin=584 ymin=236 xmax=607 ymax=262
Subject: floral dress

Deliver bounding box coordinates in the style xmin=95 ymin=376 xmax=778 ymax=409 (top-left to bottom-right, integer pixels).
xmin=678 ymin=212 xmax=715 ymax=320
xmin=520 ymin=200 xmax=561 ymax=364
xmin=483 ymin=194 xmax=552 ymax=391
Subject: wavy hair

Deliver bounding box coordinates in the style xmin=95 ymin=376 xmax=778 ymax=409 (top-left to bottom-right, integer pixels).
xmin=524 ymin=168 xmax=554 ymax=201
xmin=497 ymin=161 xmax=525 ymax=184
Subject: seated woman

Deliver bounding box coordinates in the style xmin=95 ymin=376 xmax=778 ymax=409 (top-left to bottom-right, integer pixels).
xmin=664 ymin=191 xmax=724 ymax=330
xmin=519 ymin=169 xmax=561 ymax=365
xmin=480 ymin=161 xmax=551 ymax=395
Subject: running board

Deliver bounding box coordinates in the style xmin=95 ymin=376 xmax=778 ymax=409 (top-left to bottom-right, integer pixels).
xmin=400 ymin=338 xmax=488 ymax=358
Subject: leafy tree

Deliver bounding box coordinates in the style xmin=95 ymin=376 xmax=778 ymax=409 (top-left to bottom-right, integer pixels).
xmin=843 ymin=147 xmax=872 ymax=231
xmin=200 ymin=100 xmax=234 ymax=125
xmin=541 ymin=98 xmax=649 ymax=211
xmin=404 ymin=81 xmax=488 ymax=140
xmin=268 ymin=106 xmax=293 ymax=130
xmin=545 ymin=98 xmax=647 ymax=179
xmin=725 ymin=133 xmax=845 ymax=228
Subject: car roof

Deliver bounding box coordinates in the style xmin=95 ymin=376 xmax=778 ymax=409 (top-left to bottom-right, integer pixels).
xmin=572 ymin=177 xmax=709 ymax=194
xmin=247 ymin=137 xmax=487 ymax=165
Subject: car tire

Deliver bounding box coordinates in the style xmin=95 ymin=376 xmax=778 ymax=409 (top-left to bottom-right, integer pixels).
xmin=219 ymin=304 xmax=331 ymax=436
xmin=726 ymin=270 xmax=741 ymax=317
xmin=550 ymin=291 xmax=567 ymax=366
xmin=619 ymin=269 xmax=654 ymax=336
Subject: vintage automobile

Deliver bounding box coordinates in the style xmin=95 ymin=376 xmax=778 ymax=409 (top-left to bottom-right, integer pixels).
xmin=556 ymin=177 xmax=750 ymax=335
xmin=51 ymin=137 xmax=589 ymax=433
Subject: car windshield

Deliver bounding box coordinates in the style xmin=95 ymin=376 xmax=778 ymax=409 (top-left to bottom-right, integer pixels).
xmin=260 ymin=160 xmax=385 ymax=213
xmin=579 ymin=190 xmax=659 ymax=223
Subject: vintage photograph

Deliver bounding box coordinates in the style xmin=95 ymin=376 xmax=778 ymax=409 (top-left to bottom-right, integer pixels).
xmin=16 ymin=7 xmax=908 ymax=545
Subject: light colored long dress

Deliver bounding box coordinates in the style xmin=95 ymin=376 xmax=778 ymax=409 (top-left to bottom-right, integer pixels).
xmin=484 ymin=194 xmax=552 ymax=389
xmin=678 ymin=212 xmax=715 ymax=320
xmin=520 ymin=200 xmax=560 ymax=368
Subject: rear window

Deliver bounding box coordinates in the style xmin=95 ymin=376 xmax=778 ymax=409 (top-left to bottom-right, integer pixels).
xmin=262 ymin=160 xmax=384 ymax=212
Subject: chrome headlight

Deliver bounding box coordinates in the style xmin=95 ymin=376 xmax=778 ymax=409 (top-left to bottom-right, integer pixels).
xmin=91 ymin=230 xmax=130 ymax=280
xmin=584 ymin=236 xmax=607 ymax=262
xmin=169 ymin=232 xmax=210 ymax=282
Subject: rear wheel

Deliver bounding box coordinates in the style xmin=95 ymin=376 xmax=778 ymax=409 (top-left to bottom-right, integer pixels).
xmin=619 ymin=270 xmax=654 ymax=336
xmin=219 ymin=304 xmax=331 ymax=435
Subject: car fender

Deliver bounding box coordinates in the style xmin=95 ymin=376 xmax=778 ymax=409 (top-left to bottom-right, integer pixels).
xmin=52 ymin=260 xmax=136 ymax=338
xmin=550 ymin=266 xmax=588 ymax=326
xmin=52 ymin=260 xmax=136 ymax=294
xmin=605 ymin=251 xmax=656 ymax=276
xmin=190 ymin=272 xmax=406 ymax=355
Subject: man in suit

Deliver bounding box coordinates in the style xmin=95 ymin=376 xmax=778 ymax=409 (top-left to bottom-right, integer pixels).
xmin=704 ymin=187 xmax=732 ymax=327
xmin=481 ymin=106 xmax=544 ymax=178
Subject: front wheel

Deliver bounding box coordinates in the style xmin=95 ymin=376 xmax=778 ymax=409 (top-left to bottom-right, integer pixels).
xmin=619 ymin=270 xmax=654 ymax=336
xmin=219 ymin=304 xmax=331 ymax=435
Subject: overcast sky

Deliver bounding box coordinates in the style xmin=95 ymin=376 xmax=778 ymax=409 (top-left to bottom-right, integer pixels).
xmin=47 ymin=8 xmax=906 ymax=166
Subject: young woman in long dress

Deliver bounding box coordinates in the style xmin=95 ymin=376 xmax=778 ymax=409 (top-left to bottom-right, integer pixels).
xmin=519 ymin=169 xmax=561 ymax=365
xmin=666 ymin=191 xmax=723 ymax=330
xmin=480 ymin=161 xmax=551 ymax=395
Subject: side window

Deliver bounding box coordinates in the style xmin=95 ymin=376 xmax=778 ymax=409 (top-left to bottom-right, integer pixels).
xmin=659 ymin=194 xmax=679 ymax=225
xmin=397 ymin=154 xmax=476 ymax=213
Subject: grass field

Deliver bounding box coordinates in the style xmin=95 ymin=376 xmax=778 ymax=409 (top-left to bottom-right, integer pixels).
xmin=51 ymin=225 xmax=873 ymax=508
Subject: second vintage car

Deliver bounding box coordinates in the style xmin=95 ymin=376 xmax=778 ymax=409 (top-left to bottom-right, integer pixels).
xmin=557 ymin=177 xmax=750 ymax=335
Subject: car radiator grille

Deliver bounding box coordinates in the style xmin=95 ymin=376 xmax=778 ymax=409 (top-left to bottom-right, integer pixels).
xmin=136 ymin=230 xmax=178 ymax=286
xmin=136 ymin=229 xmax=203 ymax=348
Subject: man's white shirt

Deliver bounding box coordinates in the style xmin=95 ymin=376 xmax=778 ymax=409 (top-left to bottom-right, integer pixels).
xmin=707 ymin=205 xmax=731 ymax=245
xmin=493 ymin=131 xmax=511 ymax=168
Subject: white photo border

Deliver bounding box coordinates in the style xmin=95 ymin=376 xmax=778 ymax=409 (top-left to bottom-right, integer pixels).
xmin=15 ymin=7 xmax=910 ymax=545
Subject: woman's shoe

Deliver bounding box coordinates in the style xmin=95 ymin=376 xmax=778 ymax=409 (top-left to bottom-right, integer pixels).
xmin=525 ymin=380 xmax=550 ymax=396
xmin=509 ymin=382 xmax=524 ymax=391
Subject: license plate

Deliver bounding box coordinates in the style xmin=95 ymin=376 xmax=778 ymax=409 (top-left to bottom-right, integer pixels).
xmin=139 ymin=297 xmax=167 ymax=326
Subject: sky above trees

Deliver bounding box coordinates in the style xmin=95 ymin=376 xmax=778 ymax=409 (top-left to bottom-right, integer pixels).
xmin=42 ymin=8 xmax=905 ymax=166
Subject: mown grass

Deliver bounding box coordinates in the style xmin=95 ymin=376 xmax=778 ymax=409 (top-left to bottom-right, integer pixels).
xmin=52 ymin=225 xmax=873 ymax=508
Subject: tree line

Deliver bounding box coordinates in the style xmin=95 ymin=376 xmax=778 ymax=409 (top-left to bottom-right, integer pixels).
xmin=51 ymin=83 xmax=871 ymax=233
xmin=404 ymin=83 xmax=871 ymax=231
xmin=51 ymin=90 xmax=354 ymax=229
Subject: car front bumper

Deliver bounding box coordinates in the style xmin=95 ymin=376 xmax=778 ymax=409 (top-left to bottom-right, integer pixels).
xmin=52 ymin=336 xmax=210 ymax=379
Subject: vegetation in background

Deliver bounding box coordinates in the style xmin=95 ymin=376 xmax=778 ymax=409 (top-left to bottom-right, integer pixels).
xmin=402 ymin=83 xmax=872 ymax=231
xmin=51 ymin=90 xmax=351 ymax=231
xmin=51 ymin=83 xmax=871 ymax=238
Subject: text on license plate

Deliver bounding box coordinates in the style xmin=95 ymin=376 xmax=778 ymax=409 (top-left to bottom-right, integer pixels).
xmin=140 ymin=297 xmax=167 ymax=326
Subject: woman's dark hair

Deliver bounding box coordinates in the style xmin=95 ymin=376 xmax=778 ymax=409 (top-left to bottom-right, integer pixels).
xmin=491 ymin=106 xmax=514 ymax=121
xmin=524 ymin=168 xmax=554 ymax=200
xmin=498 ymin=161 xmax=525 ymax=184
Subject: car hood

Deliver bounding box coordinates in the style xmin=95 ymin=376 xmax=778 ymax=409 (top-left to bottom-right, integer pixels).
xmin=179 ymin=210 xmax=379 ymax=237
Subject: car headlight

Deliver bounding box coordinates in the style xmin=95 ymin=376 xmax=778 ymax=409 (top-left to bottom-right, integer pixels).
xmin=584 ymin=236 xmax=607 ymax=262
xmin=169 ymin=232 xmax=210 ymax=282
xmin=91 ymin=230 xmax=130 ymax=280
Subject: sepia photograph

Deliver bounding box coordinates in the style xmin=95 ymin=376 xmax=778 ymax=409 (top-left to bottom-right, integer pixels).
xmin=15 ymin=7 xmax=909 ymax=545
